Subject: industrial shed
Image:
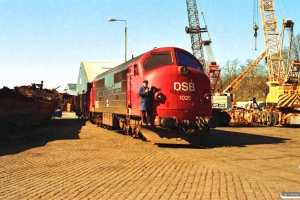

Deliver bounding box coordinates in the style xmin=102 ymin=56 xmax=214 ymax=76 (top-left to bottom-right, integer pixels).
xmin=76 ymin=62 xmax=120 ymax=94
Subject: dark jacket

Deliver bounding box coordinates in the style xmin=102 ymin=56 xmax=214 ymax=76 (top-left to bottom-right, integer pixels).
xmin=138 ymin=85 xmax=153 ymax=111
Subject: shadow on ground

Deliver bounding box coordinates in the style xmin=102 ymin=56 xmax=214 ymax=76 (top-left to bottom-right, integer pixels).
xmin=157 ymin=127 xmax=290 ymax=149
xmin=205 ymin=128 xmax=290 ymax=148
xmin=0 ymin=118 xmax=86 ymax=156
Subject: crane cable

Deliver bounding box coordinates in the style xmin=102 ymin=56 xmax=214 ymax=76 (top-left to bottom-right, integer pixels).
xmin=275 ymin=0 xmax=290 ymax=19
xmin=253 ymin=0 xmax=259 ymax=51
xmin=198 ymin=1 xmax=211 ymax=41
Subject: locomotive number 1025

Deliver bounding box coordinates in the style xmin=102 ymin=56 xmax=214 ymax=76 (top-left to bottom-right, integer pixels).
xmin=179 ymin=95 xmax=191 ymax=100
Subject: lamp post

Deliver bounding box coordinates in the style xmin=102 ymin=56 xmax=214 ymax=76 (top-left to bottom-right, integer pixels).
xmin=108 ymin=18 xmax=127 ymax=62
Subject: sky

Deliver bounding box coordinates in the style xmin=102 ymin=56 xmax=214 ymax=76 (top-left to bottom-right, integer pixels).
xmin=0 ymin=0 xmax=299 ymax=92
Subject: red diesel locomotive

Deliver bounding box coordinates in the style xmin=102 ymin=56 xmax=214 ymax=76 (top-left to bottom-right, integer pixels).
xmin=88 ymin=46 xmax=217 ymax=144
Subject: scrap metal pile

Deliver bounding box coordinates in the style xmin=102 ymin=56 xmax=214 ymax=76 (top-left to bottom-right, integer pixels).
xmin=0 ymin=82 xmax=61 ymax=130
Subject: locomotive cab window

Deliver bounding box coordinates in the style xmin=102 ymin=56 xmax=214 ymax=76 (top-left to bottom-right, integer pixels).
xmin=176 ymin=51 xmax=203 ymax=72
xmin=134 ymin=64 xmax=138 ymax=76
xmin=143 ymin=51 xmax=173 ymax=71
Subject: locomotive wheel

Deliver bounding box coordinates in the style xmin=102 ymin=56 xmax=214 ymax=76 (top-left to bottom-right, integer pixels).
xmin=122 ymin=124 xmax=127 ymax=132
xmin=124 ymin=125 xmax=132 ymax=135
xmin=132 ymin=126 xmax=143 ymax=139
xmin=119 ymin=120 xmax=124 ymax=131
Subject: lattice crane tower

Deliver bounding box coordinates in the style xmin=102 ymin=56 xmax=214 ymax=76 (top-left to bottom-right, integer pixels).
xmin=185 ymin=0 xmax=207 ymax=70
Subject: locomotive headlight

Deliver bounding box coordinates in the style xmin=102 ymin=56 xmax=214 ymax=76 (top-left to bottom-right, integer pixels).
xmin=204 ymin=93 xmax=211 ymax=101
xmin=155 ymin=93 xmax=165 ymax=101
xmin=180 ymin=66 xmax=189 ymax=75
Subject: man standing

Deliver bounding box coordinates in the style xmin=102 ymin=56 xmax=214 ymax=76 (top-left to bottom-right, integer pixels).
xmin=138 ymin=80 xmax=154 ymax=126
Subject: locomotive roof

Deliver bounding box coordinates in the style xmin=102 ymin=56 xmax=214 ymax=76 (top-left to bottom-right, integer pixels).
xmin=81 ymin=62 xmax=121 ymax=82
xmin=95 ymin=54 xmax=144 ymax=79
xmin=93 ymin=47 xmax=196 ymax=80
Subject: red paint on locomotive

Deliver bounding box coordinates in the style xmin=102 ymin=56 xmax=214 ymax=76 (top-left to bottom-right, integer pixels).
xmin=88 ymin=47 xmax=217 ymax=144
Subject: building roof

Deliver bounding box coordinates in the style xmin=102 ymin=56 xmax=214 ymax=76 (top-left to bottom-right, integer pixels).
xmin=81 ymin=62 xmax=121 ymax=82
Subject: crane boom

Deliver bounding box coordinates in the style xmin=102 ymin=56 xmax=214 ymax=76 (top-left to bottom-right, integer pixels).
xmin=257 ymin=0 xmax=300 ymax=126
xmin=259 ymin=0 xmax=300 ymax=85
xmin=222 ymin=50 xmax=267 ymax=93
xmin=259 ymin=0 xmax=281 ymax=83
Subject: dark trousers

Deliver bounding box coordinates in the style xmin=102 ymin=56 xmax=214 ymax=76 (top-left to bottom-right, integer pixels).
xmin=141 ymin=110 xmax=151 ymax=124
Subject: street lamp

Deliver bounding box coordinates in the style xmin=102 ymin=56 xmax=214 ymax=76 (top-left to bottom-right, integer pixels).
xmin=108 ymin=18 xmax=127 ymax=62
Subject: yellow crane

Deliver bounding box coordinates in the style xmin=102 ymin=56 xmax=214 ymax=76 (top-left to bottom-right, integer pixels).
xmin=258 ymin=0 xmax=300 ymax=125
xmin=222 ymin=1 xmax=300 ymax=126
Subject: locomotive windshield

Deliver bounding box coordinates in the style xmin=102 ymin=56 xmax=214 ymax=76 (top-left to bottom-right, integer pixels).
xmin=176 ymin=51 xmax=203 ymax=72
xmin=143 ymin=51 xmax=173 ymax=71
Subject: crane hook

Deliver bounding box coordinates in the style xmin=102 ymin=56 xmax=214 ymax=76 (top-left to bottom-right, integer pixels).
xmin=253 ymin=24 xmax=259 ymax=50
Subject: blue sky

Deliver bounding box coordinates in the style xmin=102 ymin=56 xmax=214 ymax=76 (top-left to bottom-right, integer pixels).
xmin=0 ymin=0 xmax=299 ymax=92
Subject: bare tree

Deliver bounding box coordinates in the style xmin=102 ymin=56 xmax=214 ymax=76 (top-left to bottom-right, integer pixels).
xmin=221 ymin=59 xmax=240 ymax=83
xmin=291 ymin=33 xmax=300 ymax=61
xmin=220 ymin=58 xmax=268 ymax=101
xmin=220 ymin=32 xmax=299 ymax=102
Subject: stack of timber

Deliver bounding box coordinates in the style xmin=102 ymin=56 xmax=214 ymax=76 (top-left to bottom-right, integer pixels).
xmin=0 ymin=82 xmax=61 ymax=129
